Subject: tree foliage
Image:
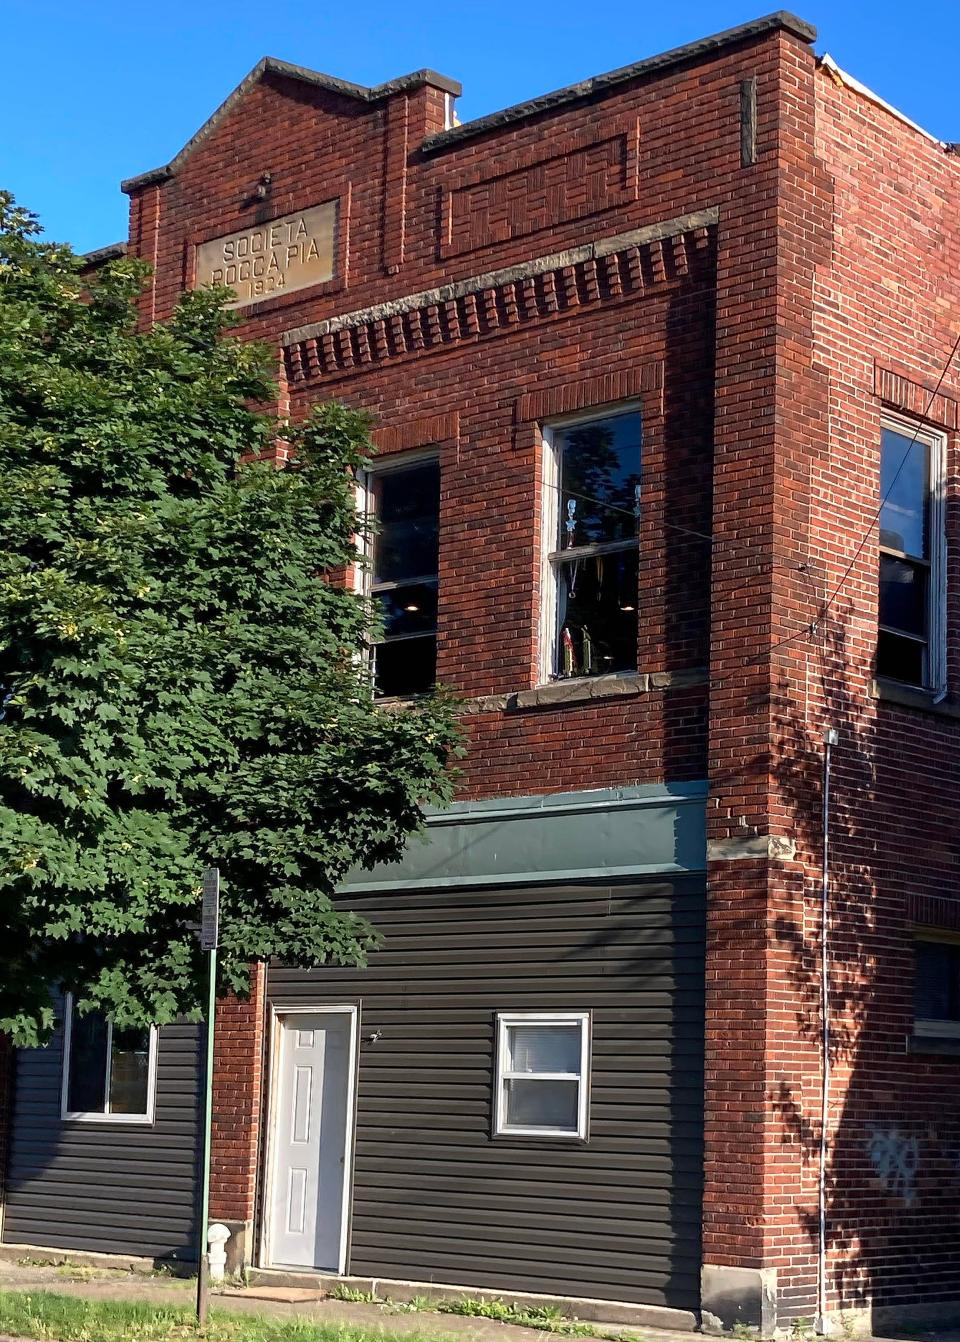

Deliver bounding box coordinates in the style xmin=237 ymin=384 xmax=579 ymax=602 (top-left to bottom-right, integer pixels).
xmin=0 ymin=194 xmax=460 ymax=1045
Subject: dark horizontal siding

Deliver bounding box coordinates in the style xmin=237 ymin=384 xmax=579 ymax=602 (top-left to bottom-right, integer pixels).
xmin=268 ymin=877 xmax=705 ymax=1309
xmin=3 ymin=1016 xmax=201 ymax=1261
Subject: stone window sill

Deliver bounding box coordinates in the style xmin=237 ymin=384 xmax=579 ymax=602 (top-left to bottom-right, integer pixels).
xmin=462 ymin=668 xmax=707 ymax=715
xmin=871 ymin=678 xmax=960 ymax=720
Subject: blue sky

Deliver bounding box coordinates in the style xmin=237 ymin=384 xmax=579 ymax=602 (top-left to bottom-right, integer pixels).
xmin=4 ymin=0 xmax=959 ymax=255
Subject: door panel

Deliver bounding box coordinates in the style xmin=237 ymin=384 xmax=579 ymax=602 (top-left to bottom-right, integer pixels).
xmin=269 ymin=1012 xmax=353 ymax=1270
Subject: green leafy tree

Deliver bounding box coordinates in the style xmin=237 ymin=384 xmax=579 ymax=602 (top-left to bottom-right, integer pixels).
xmin=0 ymin=194 xmax=460 ymax=1046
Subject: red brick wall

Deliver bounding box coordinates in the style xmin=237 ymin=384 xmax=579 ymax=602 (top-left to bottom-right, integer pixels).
xmin=700 ymin=30 xmax=843 ymax=1314
xmin=127 ymin=26 xmax=788 ymax=818
xmin=124 ymin=17 xmax=803 ymax=1274
xmin=784 ymin=68 xmax=960 ymax=1318
xmin=117 ymin=22 xmax=960 ymax=1323
xmin=209 ymin=963 xmax=266 ymax=1227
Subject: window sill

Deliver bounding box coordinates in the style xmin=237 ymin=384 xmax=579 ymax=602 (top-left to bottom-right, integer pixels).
xmin=374 ymin=694 xmax=429 ymax=712
xmin=907 ymin=1033 xmax=960 ymax=1057
xmin=519 ymin=671 xmax=647 ymax=709
xmin=871 ymin=678 xmax=960 ymax=720
xmin=461 ymin=667 xmax=707 ymax=715
xmin=492 ymin=1130 xmax=588 ymax=1145
xmin=62 ymin=1112 xmax=155 ymax=1125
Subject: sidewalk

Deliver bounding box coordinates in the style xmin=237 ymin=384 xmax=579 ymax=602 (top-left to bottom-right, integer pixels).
xmin=0 ymin=1257 xmax=681 ymax=1342
xmin=0 ymin=1256 xmax=955 ymax=1342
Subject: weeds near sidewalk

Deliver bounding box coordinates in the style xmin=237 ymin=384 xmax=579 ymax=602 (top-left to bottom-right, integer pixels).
xmin=0 ymin=1290 xmax=462 ymax=1342
xmin=435 ymin=1299 xmax=592 ymax=1335
xmin=393 ymin=1295 xmax=646 ymax=1342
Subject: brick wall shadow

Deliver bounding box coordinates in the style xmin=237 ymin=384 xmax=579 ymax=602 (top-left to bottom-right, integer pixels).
xmin=653 ymin=265 xmax=715 ymax=784
xmin=770 ymin=602 xmax=960 ymax=1324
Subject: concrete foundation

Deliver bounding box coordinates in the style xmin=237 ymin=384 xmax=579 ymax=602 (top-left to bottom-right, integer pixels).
xmin=700 ymin=1264 xmax=777 ymax=1336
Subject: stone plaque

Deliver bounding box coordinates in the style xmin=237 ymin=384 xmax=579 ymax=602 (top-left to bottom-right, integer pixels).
xmin=195 ymin=201 xmax=337 ymax=307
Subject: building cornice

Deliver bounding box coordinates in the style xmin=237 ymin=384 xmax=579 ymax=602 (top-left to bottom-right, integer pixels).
xmin=282 ymin=208 xmax=718 ymax=383
xmin=121 ymin=57 xmax=461 ymax=194
xmin=422 ymin=11 xmax=816 ymax=155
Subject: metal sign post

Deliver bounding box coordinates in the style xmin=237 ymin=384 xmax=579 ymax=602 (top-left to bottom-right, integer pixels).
xmin=197 ymin=866 xmax=220 ymax=1326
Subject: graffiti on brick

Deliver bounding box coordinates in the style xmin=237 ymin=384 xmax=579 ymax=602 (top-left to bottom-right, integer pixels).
xmin=867 ymin=1127 xmax=919 ymax=1206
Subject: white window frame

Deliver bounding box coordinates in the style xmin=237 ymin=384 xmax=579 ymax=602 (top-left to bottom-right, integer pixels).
xmin=878 ymin=411 xmax=947 ymax=694
xmin=494 ymin=1010 xmax=590 ymax=1140
xmin=539 ymin=403 xmax=641 ymax=685
xmin=60 ymin=995 xmax=158 ymax=1125
xmin=355 ymin=448 xmax=441 ymax=696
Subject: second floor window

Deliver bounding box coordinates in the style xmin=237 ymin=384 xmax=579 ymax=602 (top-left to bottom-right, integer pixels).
xmin=363 ymin=457 xmax=440 ymax=699
xmin=914 ymin=938 xmax=960 ymax=1037
xmin=542 ymin=408 xmax=641 ymax=680
xmin=877 ymin=417 xmax=945 ymax=691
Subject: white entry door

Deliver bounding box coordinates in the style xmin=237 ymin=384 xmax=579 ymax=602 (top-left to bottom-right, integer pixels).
xmin=268 ymin=1010 xmax=355 ymax=1271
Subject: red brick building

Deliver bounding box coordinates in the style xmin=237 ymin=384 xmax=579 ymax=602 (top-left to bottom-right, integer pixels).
xmin=4 ymin=11 xmax=960 ymax=1335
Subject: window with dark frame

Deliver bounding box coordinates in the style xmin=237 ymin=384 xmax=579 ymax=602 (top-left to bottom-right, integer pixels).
xmin=914 ymin=939 xmax=960 ymax=1033
xmin=544 ymin=410 xmax=641 ymax=681
xmin=62 ymin=999 xmax=154 ymax=1121
xmin=877 ymin=420 xmax=943 ymax=689
xmin=363 ymin=458 xmax=440 ymax=699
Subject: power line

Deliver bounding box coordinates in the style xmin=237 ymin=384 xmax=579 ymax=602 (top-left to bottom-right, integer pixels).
xmin=821 ymin=328 xmax=960 ymax=620
xmin=546 ymin=325 xmax=960 ymax=686
xmin=712 ymin=327 xmax=960 ymax=691
xmin=545 ymin=481 xmax=715 ymax=545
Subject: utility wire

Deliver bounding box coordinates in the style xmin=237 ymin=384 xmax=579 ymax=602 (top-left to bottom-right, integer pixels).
xmin=820 ymin=327 xmax=960 ymax=620
xmin=545 ymin=326 xmax=960 ymax=687
xmin=545 ymin=481 xmax=715 ymax=545
xmin=713 ymin=327 xmax=960 ymax=690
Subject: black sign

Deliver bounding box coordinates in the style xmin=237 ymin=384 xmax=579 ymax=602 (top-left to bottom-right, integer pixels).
xmin=201 ymin=868 xmax=220 ymax=951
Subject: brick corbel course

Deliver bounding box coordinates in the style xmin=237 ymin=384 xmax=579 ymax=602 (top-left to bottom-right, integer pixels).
xmin=282 ymin=211 xmax=718 ymax=381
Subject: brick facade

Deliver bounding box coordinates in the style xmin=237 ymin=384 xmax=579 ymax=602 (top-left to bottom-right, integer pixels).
xmin=208 ymin=964 xmax=267 ymax=1232
xmin=11 ymin=11 xmax=956 ymax=1330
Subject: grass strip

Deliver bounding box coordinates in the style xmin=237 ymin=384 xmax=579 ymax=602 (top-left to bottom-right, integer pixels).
xmin=0 ymin=1290 xmax=462 ymax=1342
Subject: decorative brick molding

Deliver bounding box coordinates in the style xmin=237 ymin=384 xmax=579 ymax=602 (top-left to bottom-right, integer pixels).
xmin=282 ymin=211 xmax=717 ymax=382
xmin=381 ymin=95 xmax=409 ymax=274
xmin=439 ymin=119 xmax=640 ymax=258
xmin=515 ymin=361 xmax=662 ymax=424
xmin=372 ymin=412 xmax=459 ymax=455
xmin=907 ymin=894 xmax=960 ymax=931
xmin=874 ymin=362 xmax=959 ymax=430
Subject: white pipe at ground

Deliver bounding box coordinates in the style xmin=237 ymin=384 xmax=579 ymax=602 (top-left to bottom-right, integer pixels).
xmin=208 ymin=1224 xmax=231 ymax=1284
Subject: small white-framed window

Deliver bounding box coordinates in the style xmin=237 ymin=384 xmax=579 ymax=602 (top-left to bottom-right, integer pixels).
xmin=60 ymin=996 xmax=158 ymax=1124
xmin=495 ymin=1011 xmax=590 ymax=1139
xmin=877 ymin=413 xmax=946 ymax=692
xmin=357 ymin=452 xmax=440 ymax=699
xmin=540 ymin=405 xmax=642 ymax=682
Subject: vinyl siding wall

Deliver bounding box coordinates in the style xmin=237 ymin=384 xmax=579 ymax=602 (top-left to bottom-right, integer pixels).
xmin=267 ymin=877 xmax=705 ymax=1310
xmin=2 ymin=1018 xmax=202 ymax=1261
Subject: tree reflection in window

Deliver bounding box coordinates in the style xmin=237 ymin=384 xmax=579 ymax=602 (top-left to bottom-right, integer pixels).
xmin=365 ymin=459 xmax=440 ymax=698
xmin=549 ymin=412 xmax=641 ymax=679
xmin=63 ymin=999 xmax=154 ymax=1120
